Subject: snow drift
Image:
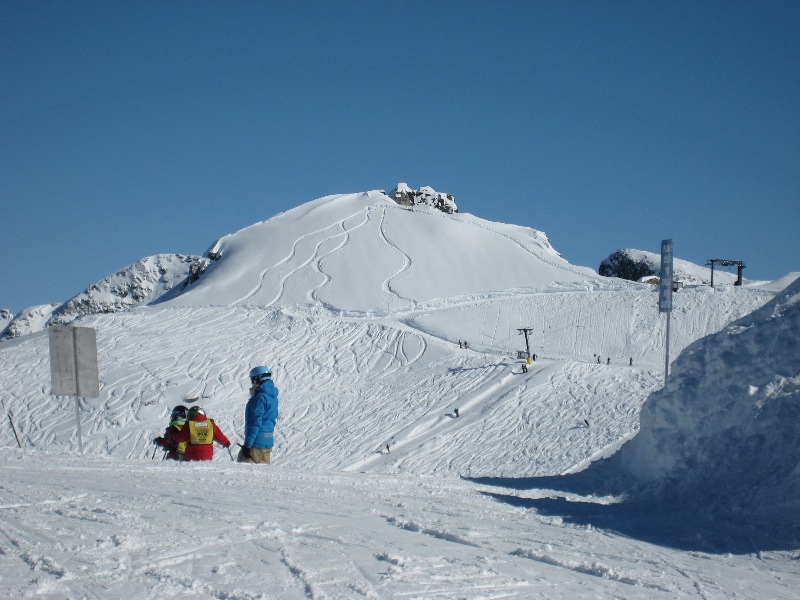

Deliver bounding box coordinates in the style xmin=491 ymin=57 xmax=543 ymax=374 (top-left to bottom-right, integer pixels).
xmin=619 ymin=277 xmax=800 ymax=525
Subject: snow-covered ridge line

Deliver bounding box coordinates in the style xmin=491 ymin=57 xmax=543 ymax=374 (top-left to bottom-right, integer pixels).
xmin=1 ymin=254 xmax=203 ymax=341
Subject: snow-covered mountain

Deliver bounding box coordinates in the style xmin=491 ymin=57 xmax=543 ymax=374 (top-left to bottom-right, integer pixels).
xmin=1 ymin=254 xmax=203 ymax=340
xmin=0 ymin=188 xmax=580 ymax=339
xmin=0 ymin=302 xmax=60 ymax=340
xmin=1 ymin=189 xmax=798 ymax=597
xmin=1 ymin=191 xmax=771 ymax=341
xmin=174 ymin=191 xmax=598 ymax=312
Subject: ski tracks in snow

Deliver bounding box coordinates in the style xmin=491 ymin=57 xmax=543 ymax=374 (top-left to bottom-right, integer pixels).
xmin=231 ymin=207 xmax=373 ymax=309
xmin=376 ymin=206 xmax=416 ymax=312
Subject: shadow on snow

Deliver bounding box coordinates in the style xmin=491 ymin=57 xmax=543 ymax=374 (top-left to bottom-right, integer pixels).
xmin=465 ymin=460 xmax=800 ymax=555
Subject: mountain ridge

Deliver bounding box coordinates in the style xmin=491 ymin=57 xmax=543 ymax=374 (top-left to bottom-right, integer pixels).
xmin=4 ymin=189 xmax=791 ymax=341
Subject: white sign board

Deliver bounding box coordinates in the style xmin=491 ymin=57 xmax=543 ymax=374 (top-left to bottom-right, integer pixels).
xmin=658 ymin=239 xmax=674 ymax=313
xmin=49 ymin=326 xmax=100 ymax=398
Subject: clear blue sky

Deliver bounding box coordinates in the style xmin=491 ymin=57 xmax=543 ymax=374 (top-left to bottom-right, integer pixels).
xmin=2 ymin=1 xmax=798 ymax=313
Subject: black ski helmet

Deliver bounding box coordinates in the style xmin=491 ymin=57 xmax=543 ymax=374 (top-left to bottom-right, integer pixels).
xmin=188 ymin=406 xmax=205 ymax=419
xmin=171 ymin=405 xmax=188 ymax=421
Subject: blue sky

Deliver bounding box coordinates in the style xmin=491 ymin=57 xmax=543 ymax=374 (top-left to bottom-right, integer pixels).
xmin=2 ymin=1 xmax=798 ymax=313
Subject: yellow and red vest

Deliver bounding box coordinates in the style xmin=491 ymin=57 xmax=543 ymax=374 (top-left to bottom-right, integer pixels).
xmin=188 ymin=419 xmax=215 ymax=445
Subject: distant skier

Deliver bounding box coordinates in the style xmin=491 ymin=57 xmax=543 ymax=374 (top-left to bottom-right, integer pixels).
xmin=597 ymin=356 xmax=601 ymax=364
xmin=521 ymin=362 xmax=528 ymax=373
xmin=238 ymin=366 xmax=279 ymax=464
xmin=629 ymin=357 xmax=633 ymax=366
xmin=169 ymin=406 xmax=231 ymax=461
xmin=454 ymin=408 xmax=460 ymax=418
xmin=607 ymin=357 xmax=610 ymax=365
xmin=153 ymin=405 xmax=188 ymax=460
xmin=386 ymin=443 xmax=391 ymax=453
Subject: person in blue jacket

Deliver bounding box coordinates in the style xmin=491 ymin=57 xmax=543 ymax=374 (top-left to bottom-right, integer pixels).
xmin=238 ymin=365 xmax=279 ymax=464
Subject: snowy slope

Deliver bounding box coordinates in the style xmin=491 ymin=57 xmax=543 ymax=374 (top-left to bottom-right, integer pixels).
xmin=1 ymin=189 xmax=798 ymax=598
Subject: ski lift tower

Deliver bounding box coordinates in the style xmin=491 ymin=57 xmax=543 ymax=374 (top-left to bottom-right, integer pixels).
xmin=706 ymin=259 xmax=745 ymax=287
xmin=518 ymin=328 xmax=534 ymax=364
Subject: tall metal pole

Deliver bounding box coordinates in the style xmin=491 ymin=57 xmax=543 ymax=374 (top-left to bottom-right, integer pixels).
xmin=71 ymin=331 xmax=84 ymax=455
xmin=659 ymin=239 xmax=674 ymax=387
xmin=664 ymin=312 xmax=671 ymax=386
xmin=74 ymin=398 xmax=84 ymax=455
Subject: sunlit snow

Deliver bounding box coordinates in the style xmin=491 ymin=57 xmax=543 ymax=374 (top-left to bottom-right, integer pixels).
xmin=1 ymin=191 xmax=798 ymax=598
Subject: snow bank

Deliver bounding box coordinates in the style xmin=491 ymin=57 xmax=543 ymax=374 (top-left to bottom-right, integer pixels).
xmin=620 ymin=278 xmax=800 ymax=523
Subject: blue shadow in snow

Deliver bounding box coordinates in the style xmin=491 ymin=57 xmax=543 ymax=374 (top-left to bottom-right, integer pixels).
xmin=465 ymin=462 xmax=800 ymax=554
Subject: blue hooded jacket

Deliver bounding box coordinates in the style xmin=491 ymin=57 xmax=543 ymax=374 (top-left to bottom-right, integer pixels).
xmin=244 ymin=378 xmax=278 ymax=449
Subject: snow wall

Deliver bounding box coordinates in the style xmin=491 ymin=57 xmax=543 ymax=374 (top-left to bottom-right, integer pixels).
xmin=619 ymin=277 xmax=800 ymax=523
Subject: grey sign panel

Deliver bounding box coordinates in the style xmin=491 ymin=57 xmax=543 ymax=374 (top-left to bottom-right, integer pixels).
xmin=48 ymin=326 xmax=100 ymax=398
xmin=74 ymin=327 xmax=99 ymax=398
xmin=658 ymin=239 xmax=673 ymax=313
xmin=49 ymin=326 xmax=78 ymax=396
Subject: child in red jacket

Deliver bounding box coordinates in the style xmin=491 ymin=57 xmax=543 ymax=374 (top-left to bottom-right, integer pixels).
xmin=169 ymin=406 xmax=231 ymax=461
xmin=153 ymin=405 xmax=189 ymax=460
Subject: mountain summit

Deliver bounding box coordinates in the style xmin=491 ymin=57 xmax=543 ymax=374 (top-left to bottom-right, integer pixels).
xmin=172 ymin=190 xmax=600 ymax=314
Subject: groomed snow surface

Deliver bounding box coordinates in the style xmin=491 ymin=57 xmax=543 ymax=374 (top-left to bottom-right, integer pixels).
xmin=1 ymin=191 xmax=798 ymax=598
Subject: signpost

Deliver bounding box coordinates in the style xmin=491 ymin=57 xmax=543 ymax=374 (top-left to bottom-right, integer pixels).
xmin=48 ymin=326 xmax=99 ymax=454
xmin=658 ymin=239 xmax=674 ymax=386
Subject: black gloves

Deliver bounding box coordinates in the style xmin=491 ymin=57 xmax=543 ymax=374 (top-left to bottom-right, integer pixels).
xmin=153 ymin=437 xmax=162 ymax=446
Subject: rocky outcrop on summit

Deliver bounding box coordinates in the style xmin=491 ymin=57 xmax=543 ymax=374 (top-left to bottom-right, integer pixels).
xmin=392 ymin=183 xmax=457 ymax=214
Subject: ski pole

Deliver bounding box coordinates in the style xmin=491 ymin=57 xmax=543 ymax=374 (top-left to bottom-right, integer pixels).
xmin=227 ymin=446 xmax=235 ymax=461
xmin=8 ymin=414 xmax=22 ymax=449
xmin=151 ymin=445 xmax=158 ymax=460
